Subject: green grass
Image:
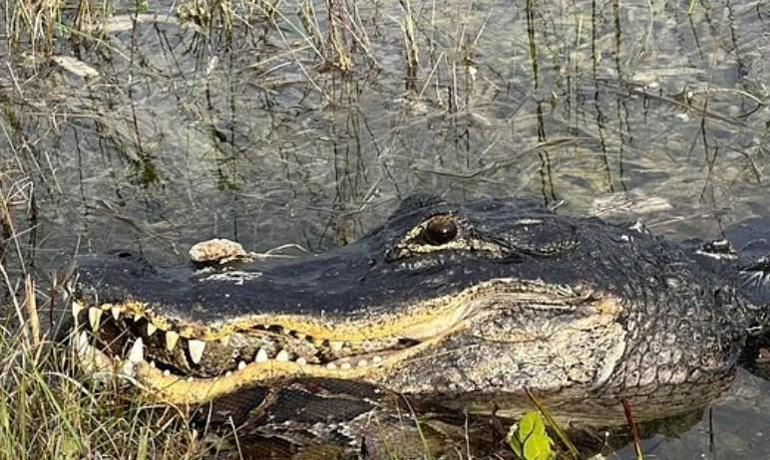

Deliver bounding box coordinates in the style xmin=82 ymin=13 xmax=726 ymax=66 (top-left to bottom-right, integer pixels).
xmin=0 ymin=314 xmax=205 ymax=460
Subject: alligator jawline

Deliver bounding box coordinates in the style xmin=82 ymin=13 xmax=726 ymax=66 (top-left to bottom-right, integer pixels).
xmin=72 ymin=326 xmax=452 ymax=405
xmin=70 ymin=284 xmax=489 ymax=404
xmin=71 ymin=279 xmax=606 ymax=405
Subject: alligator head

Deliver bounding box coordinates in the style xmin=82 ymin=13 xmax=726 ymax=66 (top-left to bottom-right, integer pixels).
xmin=71 ymin=196 xmax=767 ymax=424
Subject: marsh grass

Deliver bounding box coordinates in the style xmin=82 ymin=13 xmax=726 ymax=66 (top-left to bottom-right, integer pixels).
xmin=0 ymin=168 xmax=205 ymax=459
xmin=7 ymin=0 xmax=61 ymax=52
xmin=6 ymin=0 xmax=480 ymax=112
xmin=0 ymin=319 xmax=207 ymax=460
xmin=7 ymin=0 xmax=113 ymax=53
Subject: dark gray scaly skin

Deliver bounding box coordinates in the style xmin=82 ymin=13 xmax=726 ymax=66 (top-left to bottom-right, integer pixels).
xmin=72 ymin=196 xmax=770 ymax=457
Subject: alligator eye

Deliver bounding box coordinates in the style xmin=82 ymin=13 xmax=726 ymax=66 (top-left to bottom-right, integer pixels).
xmin=422 ymin=216 xmax=458 ymax=246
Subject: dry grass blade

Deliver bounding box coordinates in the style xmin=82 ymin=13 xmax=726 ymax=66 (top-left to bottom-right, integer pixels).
xmin=622 ymin=399 xmax=644 ymax=460
xmin=399 ymin=0 xmax=420 ymax=90
xmin=24 ymin=276 xmax=41 ymax=353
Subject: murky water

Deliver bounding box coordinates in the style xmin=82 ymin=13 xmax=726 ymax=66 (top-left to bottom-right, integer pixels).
xmin=2 ymin=0 xmax=770 ymax=457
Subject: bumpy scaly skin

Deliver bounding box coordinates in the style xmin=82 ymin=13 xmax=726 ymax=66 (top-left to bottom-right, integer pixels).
xmin=72 ymin=196 xmax=767 ymax=425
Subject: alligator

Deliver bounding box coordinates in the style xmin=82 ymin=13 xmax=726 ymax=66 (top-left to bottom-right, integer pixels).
xmin=70 ymin=196 xmax=770 ymax=457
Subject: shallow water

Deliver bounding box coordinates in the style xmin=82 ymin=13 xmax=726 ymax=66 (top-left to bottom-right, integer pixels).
xmin=2 ymin=0 xmax=770 ymax=457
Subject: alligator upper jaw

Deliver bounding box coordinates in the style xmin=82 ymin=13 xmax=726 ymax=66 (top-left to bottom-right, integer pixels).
xmin=70 ymin=278 xmax=488 ymax=405
xmin=72 ymin=278 xmax=609 ymax=405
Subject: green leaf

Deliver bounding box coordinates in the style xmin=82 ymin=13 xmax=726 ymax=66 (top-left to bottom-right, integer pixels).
xmin=507 ymin=425 xmax=524 ymax=457
xmin=508 ymin=412 xmax=556 ymax=460
xmin=523 ymin=434 xmax=555 ymax=460
xmin=519 ymin=412 xmax=547 ymax=439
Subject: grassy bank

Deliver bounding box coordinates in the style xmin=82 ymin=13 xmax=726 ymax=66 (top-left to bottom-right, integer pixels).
xmin=0 ymin=165 xmax=202 ymax=459
xmin=0 ymin=315 xmax=206 ymax=460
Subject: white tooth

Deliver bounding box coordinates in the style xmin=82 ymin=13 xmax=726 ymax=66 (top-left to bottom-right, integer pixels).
xmin=296 ymin=357 xmax=307 ymax=366
xmin=255 ymin=348 xmax=269 ymax=363
xmin=188 ymin=340 xmax=206 ymax=365
xmin=74 ymin=330 xmax=90 ymax=354
xmin=225 ymin=371 xmax=233 ymax=376
xmin=187 ymin=376 xmax=194 ymax=382
xmin=133 ymin=311 xmax=144 ymax=321
xmin=329 ymin=341 xmax=344 ymax=352
xmin=357 ymin=359 xmax=368 ymax=368
xmin=128 ymin=338 xmax=144 ymax=364
xmin=72 ymin=300 xmax=85 ymax=318
xmin=165 ymin=331 xmax=179 ymax=351
xmin=340 ymin=362 xmax=352 ymax=370
xmin=111 ymin=306 xmax=122 ymax=321
xmin=147 ymin=323 xmax=157 ymax=336
xmin=88 ymin=308 xmax=102 ymax=331
xmin=372 ymin=356 xmax=383 ymax=364
xmin=275 ymin=349 xmax=289 ymax=362
xmin=326 ymin=362 xmax=337 ymax=370
xmin=163 ymin=369 xmax=171 ymax=376
xmin=237 ymin=361 xmax=247 ymax=370
xmin=150 ymin=361 xmax=156 ymax=368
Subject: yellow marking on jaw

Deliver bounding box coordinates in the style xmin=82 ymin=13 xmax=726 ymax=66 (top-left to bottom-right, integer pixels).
xmin=221 ymin=297 xmax=470 ymax=342
xmin=96 ymin=287 xmax=478 ymax=343
xmin=85 ymin=280 xmax=606 ymax=347
xmin=132 ymin=329 xmax=457 ymax=405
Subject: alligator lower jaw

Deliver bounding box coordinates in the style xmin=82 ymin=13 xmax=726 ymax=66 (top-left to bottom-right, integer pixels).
xmin=72 ymin=329 xmax=448 ymax=405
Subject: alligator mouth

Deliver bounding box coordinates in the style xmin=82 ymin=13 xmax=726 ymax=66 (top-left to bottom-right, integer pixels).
xmin=72 ymin=279 xmax=615 ymax=405
xmin=71 ymin=281 xmax=488 ymax=405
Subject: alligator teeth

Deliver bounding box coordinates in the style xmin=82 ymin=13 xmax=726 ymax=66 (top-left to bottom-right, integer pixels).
xmin=72 ymin=300 xmax=85 ymax=318
xmin=329 ymin=341 xmax=345 ymax=352
xmin=163 ymin=369 xmax=171 ymax=376
xmin=188 ymin=340 xmax=206 ymax=365
xmin=74 ymin=330 xmax=89 ymax=354
xmin=296 ymin=357 xmax=307 ymax=366
xmin=225 ymin=371 xmax=233 ymax=376
xmin=255 ymin=348 xmax=269 ymax=363
xmin=111 ymin=306 xmax=122 ymax=321
xmin=165 ymin=331 xmax=179 ymax=351
xmin=149 ymin=361 xmax=156 ymax=368
xmin=275 ymin=349 xmax=289 ymax=362
xmin=237 ymin=360 xmax=247 ymax=370
xmin=128 ymin=338 xmax=144 ymax=364
xmin=146 ymin=323 xmax=158 ymax=336
xmin=88 ymin=307 xmax=102 ymax=331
